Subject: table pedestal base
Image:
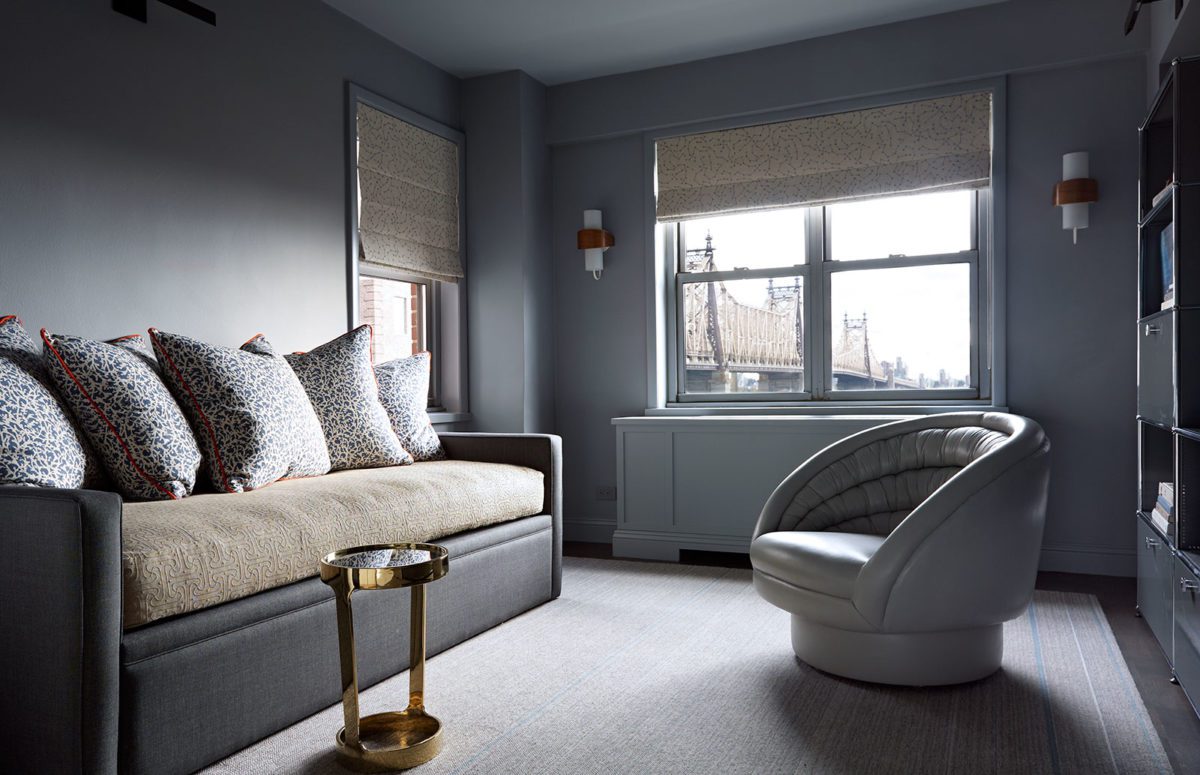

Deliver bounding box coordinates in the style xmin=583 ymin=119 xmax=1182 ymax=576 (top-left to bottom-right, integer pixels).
xmin=335 ymin=709 xmax=443 ymax=772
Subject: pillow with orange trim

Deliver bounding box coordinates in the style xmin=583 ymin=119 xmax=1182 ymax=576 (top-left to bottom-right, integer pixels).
xmin=41 ymin=330 xmax=202 ymax=500
xmin=107 ymin=333 xmax=161 ymax=371
xmin=375 ymin=351 xmax=445 ymax=462
xmin=249 ymin=325 xmax=412 ymax=470
xmin=0 ymin=316 xmax=103 ymax=488
xmin=149 ymin=329 xmax=331 ymax=492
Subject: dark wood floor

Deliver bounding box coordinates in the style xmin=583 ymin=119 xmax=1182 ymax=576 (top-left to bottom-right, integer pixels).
xmin=564 ymin=542 xmax=1200 ymax=773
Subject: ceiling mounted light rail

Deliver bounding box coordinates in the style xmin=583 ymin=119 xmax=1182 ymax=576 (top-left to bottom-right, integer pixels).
xmin=113 ymin=0 xmax=216 ymax=26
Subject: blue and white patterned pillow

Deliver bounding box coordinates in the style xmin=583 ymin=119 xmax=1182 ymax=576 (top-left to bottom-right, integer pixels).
xmin=271 ymin=326 xmax=412 ymax=470
xmin=149 ymin=329 xmax=331 ymax=492
xmin=0 ymin=315 xmax=102 ymax=488
xmin=41 ymin=330 xmax=202 ymax=501
xmin=107 ymin=333 xmax=161 ymax=371
xmin=375 ymin=352 xmax=445 ymax=462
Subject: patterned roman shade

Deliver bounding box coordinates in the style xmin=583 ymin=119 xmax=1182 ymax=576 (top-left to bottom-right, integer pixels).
xmin=357 ymin=103 xmax=463 ymax=283
xmin=655 ymin=91 xmax=992 ymax=222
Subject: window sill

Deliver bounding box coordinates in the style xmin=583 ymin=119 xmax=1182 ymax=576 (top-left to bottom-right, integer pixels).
xmin=429 ymin=411 xmax=471 ymax=425
xmin=644 ymin=401 xmax=1006 ymax=418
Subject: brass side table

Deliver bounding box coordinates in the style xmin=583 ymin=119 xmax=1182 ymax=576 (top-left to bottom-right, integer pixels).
xmin=319 ymin=542 xmax=449 ymax=772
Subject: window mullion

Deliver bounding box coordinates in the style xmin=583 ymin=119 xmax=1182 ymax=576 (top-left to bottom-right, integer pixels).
xmin=805 ymin=208 xmax=827 ymax=399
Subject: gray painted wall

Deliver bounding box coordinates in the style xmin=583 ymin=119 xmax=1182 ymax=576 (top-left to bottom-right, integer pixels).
xmin=0 ymin=0 xmax=458 ymax=353
xmin=548 ymin=0 xmax=1147 ymax=572
xmin=1147 ymin=0 xmax=1199 ymax=97
xmin=461 ymin=71 xmax=555 ymax=432
xmin=1006 ymin=58 xmax=1142 ymax=572
xmin=547 ymin=0 xmax=1145 ymax=145
xmin=551 ymin=135 xmax=649 ymax=539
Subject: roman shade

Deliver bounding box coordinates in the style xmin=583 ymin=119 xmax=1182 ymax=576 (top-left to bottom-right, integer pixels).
xmin=655 ymin=91 xmax=992 ymax=222
xmin=357 ymin=103 xmax=463 ymax=283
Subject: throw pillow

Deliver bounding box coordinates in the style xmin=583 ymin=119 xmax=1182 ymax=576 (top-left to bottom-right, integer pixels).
xmin=270 ymin=326 xmax=412 ymax=470
xmin=41 ymin=330 xmax=203 ymax=500
xmin=0 ymin=316 xmax=99 ymax=488
xmin=149 ymin=328 xmax=331 ymax=492
xmin=375 ymin=352 xmax=445 ymax=462
xmin=107 ymin=333 xmax=161 ymax=371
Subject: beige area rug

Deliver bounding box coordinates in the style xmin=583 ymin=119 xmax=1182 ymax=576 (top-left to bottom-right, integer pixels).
xmin=203 ymin=558 xmax=1172 ymax=774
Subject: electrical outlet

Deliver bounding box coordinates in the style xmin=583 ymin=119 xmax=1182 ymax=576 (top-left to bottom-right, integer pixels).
xmin=595 ymin=485 xmax=618 ymax=501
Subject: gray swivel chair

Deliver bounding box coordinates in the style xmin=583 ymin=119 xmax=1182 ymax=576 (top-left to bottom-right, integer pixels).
xmin=750 ymin=412 xmax=1050 ymax=686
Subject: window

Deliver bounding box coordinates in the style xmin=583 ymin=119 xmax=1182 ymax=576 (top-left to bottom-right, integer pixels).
xmin=358 ymin=275 xmax=429 ymax=362
xmin=656 ymin=89 xmax=996 ymax=405
xmin=348 ymin=84 xmax=466 ymax=413
xmin=671 ymin=189 xmax=986 ymax=402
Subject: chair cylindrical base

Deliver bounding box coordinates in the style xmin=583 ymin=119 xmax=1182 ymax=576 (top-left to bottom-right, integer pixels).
xmin=790 ymin=616 xmax=1003 ymax=686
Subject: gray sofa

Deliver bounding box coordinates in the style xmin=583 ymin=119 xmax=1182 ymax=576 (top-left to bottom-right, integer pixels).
xmin=0 ymin=432 xmax=562 ymax=775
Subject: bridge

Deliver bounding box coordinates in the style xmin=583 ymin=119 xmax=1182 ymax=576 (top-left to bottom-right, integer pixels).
xmin=683 ymin=234 xmax=919 ymax=392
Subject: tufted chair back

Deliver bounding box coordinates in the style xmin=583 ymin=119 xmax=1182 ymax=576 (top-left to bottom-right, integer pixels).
xmin=778 ymin=425 xmax=1009 ymax=536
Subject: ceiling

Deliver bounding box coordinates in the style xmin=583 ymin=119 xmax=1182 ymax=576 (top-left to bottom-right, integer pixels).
xmin=324 ymin=0 xmax=1007 ymax=86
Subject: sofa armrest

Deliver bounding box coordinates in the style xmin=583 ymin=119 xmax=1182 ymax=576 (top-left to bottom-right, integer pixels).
xmin=438 ymin=433 xmax=563 ymax=598
xmin=0 ymin=486 xmax=123 ymax=774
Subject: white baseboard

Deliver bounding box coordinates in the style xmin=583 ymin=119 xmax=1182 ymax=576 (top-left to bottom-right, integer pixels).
xmin=1038 ymin=541 xmax=1135 ymax=577
xmin=563 ymin=518 xmax=616 ymax=544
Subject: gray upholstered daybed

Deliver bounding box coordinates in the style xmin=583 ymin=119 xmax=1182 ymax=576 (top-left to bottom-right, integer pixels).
xmin=0 ymin=432 xmax=562 ymax=775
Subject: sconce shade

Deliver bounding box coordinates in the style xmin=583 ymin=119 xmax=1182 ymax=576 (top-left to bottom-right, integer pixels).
xmin=1055 ymin=151 xmax=1097 ymax=244
xmin=577 ymin=228 xmax=614 ymax=250
xmin=1053 ymin=178 xmax=1099 ymax=206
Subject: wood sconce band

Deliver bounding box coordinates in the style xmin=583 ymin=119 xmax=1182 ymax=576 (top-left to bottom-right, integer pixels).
xmin=1053 ymin=177 xmax=1099 ymax=206
xmin=577 ymin=228 xmax=614 ymax=250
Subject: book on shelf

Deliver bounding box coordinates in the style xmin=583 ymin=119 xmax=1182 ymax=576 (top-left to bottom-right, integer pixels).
xmin=1151 ymin=481 xmax=1175 ymax=535
xmin=1152 ymin=181 xmax=1174 ymax=209
xmin=1161 ymin=223 xmax=1175 ymax=308
xmin=1151 ymin=507 xmax=1171 ymax=536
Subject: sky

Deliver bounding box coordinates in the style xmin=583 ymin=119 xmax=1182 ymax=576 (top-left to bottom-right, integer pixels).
xmin=680 ymin=190 xmax=973 ymax=382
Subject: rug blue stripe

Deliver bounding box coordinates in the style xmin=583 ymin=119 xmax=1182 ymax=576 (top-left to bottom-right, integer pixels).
xmin=1028 ymin=600 xmax=1063 ymax=775
xmin=1085 ymin=599 xmax=1170 ymax=774
xmin=447 ymin=568 xmax=732 ymax=775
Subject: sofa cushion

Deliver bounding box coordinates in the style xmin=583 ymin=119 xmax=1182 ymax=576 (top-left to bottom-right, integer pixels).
xmin=275 ymin=326 xmax=412 ymax=470
xmin=376 ymin=352 xmax=445 ymax=461
xmin=121 ymin=459 xmax=545 ymax=627
xmin=41 ymin=330 xmax=203 ymax=500
xmin=0 ymin=316 xmax=102 ymax=488
xmin=149 ymin=329 xmax=331 ymax=492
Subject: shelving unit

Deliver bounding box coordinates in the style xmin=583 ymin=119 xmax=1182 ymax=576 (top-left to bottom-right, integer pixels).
xmin=1136 ymin=56 xmax=1200 ymax=719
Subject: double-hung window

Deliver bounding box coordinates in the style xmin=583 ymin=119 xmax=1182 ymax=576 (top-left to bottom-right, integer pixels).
xmin=349 ymin=85 xmax=465 ymax=411
xmin=657 ymin=90 xmax=995 ymax=404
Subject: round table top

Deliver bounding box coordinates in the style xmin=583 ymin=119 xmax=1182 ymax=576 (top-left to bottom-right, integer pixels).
xmin=319 ymin=542 xmax=448 ymax=590
xmin=327 ymin=546 xmax=434 ymax=569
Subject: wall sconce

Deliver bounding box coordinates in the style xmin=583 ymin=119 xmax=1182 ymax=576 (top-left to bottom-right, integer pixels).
xmin=577 ymin=210 xmax=613 ymax=280
xmin=1054 ymin=151 xmax=1099 ymax=244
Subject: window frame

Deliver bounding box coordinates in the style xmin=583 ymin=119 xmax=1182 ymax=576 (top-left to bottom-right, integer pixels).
xmin=345 ymin=83 xmax=469 ymax=417
xmin=648 ymin=80 xmax=1006 ymax=411
xmin=355 ymin=266 xmax=440 ymax=403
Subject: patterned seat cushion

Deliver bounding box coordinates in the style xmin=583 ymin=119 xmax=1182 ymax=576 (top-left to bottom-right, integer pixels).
xmin=376 ymin=352 xmax=445 ymax=461
xmin=149 ymin=329 xmax=331 ymax=492
xmin=259 ymin=325 xmax=411 ymax=470
xmin=0 ymin=316 xmax=102 ymax=488
xmin=41 ymin=330 xmax=202 ymax=500
xmin=121 ymin=460 xmax=545 ymax=627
